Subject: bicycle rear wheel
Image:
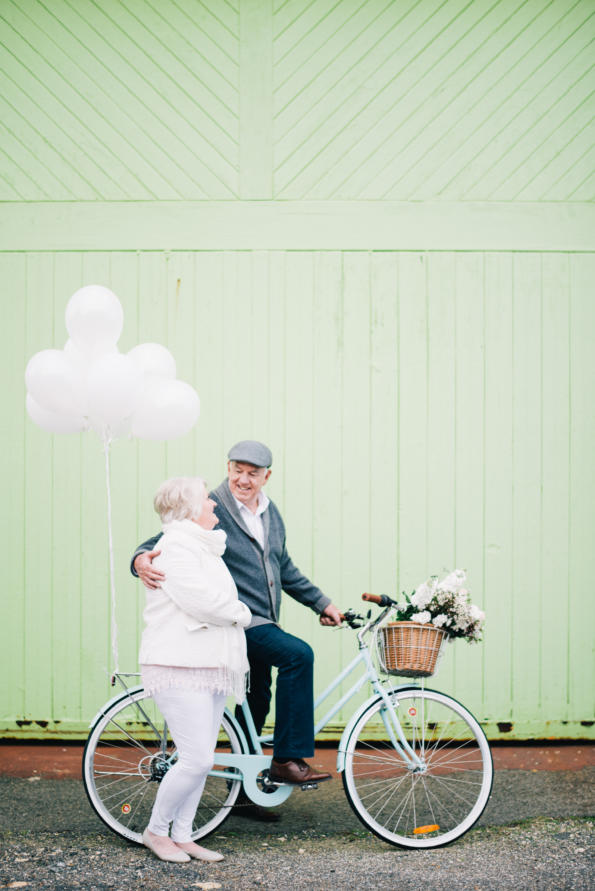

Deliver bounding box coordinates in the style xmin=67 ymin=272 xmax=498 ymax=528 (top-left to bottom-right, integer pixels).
xmin=342 ymin=688 xmax=493 ymax=849
xmin=82 ymin=688 xmax=243 ymax=844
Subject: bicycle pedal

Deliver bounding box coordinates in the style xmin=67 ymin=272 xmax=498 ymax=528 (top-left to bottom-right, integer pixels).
xmin=299 ymin=782 xmax=319 ymax=791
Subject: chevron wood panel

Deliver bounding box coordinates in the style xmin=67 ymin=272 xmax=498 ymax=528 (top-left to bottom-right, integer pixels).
xmin=0 ymin=0 xmax=240 ymax=199
xmin=273 ymin=0 xmax=595 ymax=200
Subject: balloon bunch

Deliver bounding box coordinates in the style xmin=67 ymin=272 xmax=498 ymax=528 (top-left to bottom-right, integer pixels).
xmin=25 ymin=285 xmax=200 ymax=442
xmin=24 ymin=284 xmax=201 ymax=674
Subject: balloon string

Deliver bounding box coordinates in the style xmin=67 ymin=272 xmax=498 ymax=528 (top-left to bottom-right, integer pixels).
xmin=103 ymin=433 xmax=119 ymax=674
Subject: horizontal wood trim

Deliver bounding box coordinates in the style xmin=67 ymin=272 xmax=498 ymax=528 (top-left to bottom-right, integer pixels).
xmin=1 ymin=720 xmax=593 ymax=742
xmin=1 ymin=201 xmax=594 ymax=251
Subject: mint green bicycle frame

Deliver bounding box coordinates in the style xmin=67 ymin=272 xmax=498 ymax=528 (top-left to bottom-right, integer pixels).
xmin=210 ymin=612 xmax=424 ymax=808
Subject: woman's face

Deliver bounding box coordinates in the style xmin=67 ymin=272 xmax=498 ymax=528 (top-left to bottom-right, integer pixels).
xmin=194 ymin=495 xmax=218 ymax=530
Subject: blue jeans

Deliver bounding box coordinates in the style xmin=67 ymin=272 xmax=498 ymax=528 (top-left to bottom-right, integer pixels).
xmin=235 ymin=623 xmax=315 ymax=760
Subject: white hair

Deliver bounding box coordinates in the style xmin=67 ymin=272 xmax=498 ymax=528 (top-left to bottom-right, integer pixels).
xmin=153 ymin=477 xmax=207 ymax=524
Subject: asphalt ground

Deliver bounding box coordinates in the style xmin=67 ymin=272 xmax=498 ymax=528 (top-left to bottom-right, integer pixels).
xmin=0 ymin=744 xmax=593 ymax=890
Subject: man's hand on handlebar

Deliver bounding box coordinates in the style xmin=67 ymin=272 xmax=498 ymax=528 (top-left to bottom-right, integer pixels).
xmin=134 ymin=550 xmax=164 ymax=589
xmin=319 ymin=603 xmax=343 ymax=626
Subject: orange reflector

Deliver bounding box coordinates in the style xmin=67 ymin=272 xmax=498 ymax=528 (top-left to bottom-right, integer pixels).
xmin=413 ymin=824 xmax=439 ymax=835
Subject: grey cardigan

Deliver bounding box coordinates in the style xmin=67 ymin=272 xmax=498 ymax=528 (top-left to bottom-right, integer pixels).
xmin=131 ymin=479 xmax=330 ymax=629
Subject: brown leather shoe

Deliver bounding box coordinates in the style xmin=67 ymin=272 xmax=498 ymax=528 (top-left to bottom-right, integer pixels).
xmin=269 ymin=758 xmax=332 ymax=785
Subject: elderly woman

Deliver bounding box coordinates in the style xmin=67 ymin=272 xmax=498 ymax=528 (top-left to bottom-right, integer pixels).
xmin=140 ymin=477 xmax=251 ymax=864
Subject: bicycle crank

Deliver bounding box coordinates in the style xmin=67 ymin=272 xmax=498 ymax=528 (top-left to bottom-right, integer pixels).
xmin=260 ymin=769 xmax=319 ymax=792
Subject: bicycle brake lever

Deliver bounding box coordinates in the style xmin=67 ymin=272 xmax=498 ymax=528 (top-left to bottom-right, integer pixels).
xmin=341 ymin=609 xmax=365 ymax=628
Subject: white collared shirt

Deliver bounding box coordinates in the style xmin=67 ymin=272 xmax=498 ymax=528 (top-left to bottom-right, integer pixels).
xmin=233 ymin=492 xmax=269 ymax=550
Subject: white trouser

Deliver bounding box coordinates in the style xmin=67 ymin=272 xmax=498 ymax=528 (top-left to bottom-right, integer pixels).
xmin=148 ymin=687 xmax=226 ymax=842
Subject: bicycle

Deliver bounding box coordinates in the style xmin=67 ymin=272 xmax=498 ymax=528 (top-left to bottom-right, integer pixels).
xmin=82 ymin=593 xmax=493 ymax=850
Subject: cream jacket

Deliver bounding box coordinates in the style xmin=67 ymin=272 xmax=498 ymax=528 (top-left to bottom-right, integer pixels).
xmin=138 ymin=520 xmax=251 ymax=674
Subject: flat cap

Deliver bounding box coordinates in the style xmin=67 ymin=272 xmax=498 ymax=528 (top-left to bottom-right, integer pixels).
xmin=228 ymin=440 xmax=273 ymax=468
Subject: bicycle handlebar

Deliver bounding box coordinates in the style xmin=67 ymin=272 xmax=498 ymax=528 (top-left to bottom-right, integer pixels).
xmin=362 ymin=592 xmax=394 ymax=607
xmin=340 ymin=594 xmax=395 ymax=629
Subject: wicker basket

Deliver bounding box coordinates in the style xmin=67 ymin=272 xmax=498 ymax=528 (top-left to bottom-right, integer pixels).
xmin=378 ymin=621 xmax=449 ymax=677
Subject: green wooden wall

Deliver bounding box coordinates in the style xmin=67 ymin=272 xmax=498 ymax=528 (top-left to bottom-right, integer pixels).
xmin=1 ymin=0 xmax=593 ymax=740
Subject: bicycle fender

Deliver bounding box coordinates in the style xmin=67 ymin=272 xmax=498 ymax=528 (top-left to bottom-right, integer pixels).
xmin=335 ymin=684 xmax=421 ymax=773
xmin=88 ymin=685 xmax=144 ymax=728
xmin=220 ymin=707 xmax=251 ymax=755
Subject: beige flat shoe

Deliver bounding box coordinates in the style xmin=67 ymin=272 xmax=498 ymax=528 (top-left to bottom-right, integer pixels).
xmin=142 ymin=828 xmax=191 ymax=863
xmin=174 ymin=841 xmax=224 ymax=862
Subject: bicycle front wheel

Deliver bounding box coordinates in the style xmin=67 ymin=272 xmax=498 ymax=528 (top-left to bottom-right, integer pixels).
xmin=82 ymin=688 xmax=244 ymax=844
xmin=342 ymin=688 xmax=493 ymax=849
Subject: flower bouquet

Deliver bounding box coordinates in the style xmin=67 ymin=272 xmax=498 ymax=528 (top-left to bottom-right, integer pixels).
xmin=378 ymin=571 xmax=485 ymax=677
xmin=394 ymin=569 xmax=485 ymax=642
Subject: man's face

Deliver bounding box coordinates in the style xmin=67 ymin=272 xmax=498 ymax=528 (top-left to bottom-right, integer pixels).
xmin=227 ymin=460 xmax=271 ymax=508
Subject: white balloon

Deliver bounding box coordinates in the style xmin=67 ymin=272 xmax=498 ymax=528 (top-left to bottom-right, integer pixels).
xmin=25 ymin=348 xmax=86 ymax=415
xmin=131 ymin=380 xmax=200 ymax=440
xmin=65 ymin=285 xmax=123 ymax=352
xmin=26 ymin=393 xmax=86 ymax=434
xmin=128 ymin=343 xmax=176 ymax=380
xmin=64 ymin=338 xmax=117 ymax=374
xmin=86 ymin=353 xmax=143 ymax=428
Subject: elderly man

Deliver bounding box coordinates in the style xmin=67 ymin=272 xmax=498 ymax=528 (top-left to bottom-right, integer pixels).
xmin=132 ymin=440 xmax=342 ymax=802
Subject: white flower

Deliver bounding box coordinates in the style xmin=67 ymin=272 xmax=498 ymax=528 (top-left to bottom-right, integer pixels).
xmin=455 ymin=592 xmax=469 ymax=612
xmin=411 ymin=610 xmax=431 ymax=624
xmin=436 ymin=569 xmax=466 ymax=592
xmin=469 ymin=604 xmax=485 ymax=621
xmin=411 ymin=582 xmax=432 ymax=609
xmin=396 ymin=601 xmax=409 ymax=613
xmin=432 ymin=614 xmax=449 ymax=627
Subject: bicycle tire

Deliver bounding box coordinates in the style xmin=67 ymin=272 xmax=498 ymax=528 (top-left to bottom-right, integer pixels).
xmin=342 ymin=687 xmax=493 ymax=849
xmin=82 ymin=688 xmax=244 ymax=844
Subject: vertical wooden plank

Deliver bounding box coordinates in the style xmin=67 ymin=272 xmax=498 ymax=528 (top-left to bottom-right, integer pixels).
xmin=283 ymin=252 xmax=315 ymax=637
xmin=250 ymin=250 xmax=273 ymax=444
xmin=341 ymin=252 xmax=372 ymax=594
xmin=51 ymin=254 xmax=84 ymax=724
xmin=195 ymin=252 xmax=226 ymax=486
xmin=483 ymin=253 xmax=514 ymax=723
xmin=397 ymin=253 xmax=428 ymax=590
xmin=23 ymin=253 xmax=55 ymax=722
xmin=369 ymin=252 xmax=399 ymax=597
xmin=221 ymin=252 xmax=251 ymax=443
xmin=453 ymin=253 xmax=486 ymax=710
xmin=510 ymin=254 xmax=543 ymax=724
xmin=78 ymin=252 xmax=115 ymax=717
xmin=2 ymin=253 xmax=27 ymax=725
xmin=240 ymin=0 xmax=273 ymax=198
xmin=110 ymin=252 xmax=145 ymax=673
xmin=427 ymin=253 xmax=456 ymax=571
xmin=567 ymin=253 xmax=595 ymax=724
xmin=134 ymin=251 xmax=169 ymax=576
xmin=540 ymin=252 xmax=571 ymax=723
xmin=426 ymin=252 xmax=456 ymax=690
xmin=267 ymin=251 xmax=287 ymax=488
xmin=310 ymin=251 xmax=344 ymax=693
xmin=263 ymin=249 xmax=287 ymax=730
xmin=335 ymin=251 xmax=372 ymax=719
xmin=165 ymin=251 xmax=200 ymax=479
xmin=130 ymin=252 xmax=174 ymax=688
